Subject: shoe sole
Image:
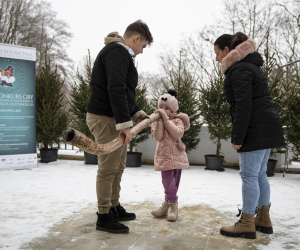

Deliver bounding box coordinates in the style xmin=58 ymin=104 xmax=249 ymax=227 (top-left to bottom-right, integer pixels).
xmin=256 ymin=226 xmax=273 ymax=234
xmin=151 ymin=212 xmax=168 ymax=218
xmin=96 ymin=225 xmax=129 ymax=234
xmin=220 ymin=229 xmax=256 ymax=239
xmin=116 ymin=215 xmax=136 ymax=221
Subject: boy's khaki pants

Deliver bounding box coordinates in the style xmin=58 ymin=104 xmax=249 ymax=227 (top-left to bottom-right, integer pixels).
xmin=86 ymin=112 xmax=127 ymax=214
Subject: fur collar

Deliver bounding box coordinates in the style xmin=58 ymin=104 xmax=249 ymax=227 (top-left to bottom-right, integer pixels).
xmin=221 ymin=39 xmax=256 ymax=74
xmin=169 ymin=112 xmax=190 ymax=131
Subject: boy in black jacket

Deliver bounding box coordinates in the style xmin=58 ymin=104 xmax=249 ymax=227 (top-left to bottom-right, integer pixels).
xmin=86 ymin=20 xmax=153 ymax=234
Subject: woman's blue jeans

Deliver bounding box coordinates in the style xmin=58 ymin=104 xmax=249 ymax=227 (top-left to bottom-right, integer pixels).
xmin=239 ymin=148 xmax=271 ymax=214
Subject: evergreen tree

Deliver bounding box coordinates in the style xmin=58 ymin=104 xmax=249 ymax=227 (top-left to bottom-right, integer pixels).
xmin=36 ymin=51 xmax=69 ymax=149
xmin=261 ymin=35 xmax=298 ymax=156
xmin=68 ymin=50 xmax=94 ymax=143
xmin=155 ymin=51 xmax=202 ymax=153
xmin=198 ymin=64 xmax=232 ymax=158
xmin=286 ymin=76 xmax=300 ymax=162
xmin=128 ymin=77 xmax=153 ymax=152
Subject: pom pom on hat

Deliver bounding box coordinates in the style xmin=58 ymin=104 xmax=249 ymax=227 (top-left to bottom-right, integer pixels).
xmin=167 ymin=89 xmax=178 ymax=98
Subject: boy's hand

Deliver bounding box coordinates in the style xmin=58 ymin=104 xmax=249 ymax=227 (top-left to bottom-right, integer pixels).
xmin=136 ymin=114 xmax=150 ymax=124
xmin=155 ymin=109 xmax=169 ymax=122
xmin=119 ymin=128 xmax=132 ymax=145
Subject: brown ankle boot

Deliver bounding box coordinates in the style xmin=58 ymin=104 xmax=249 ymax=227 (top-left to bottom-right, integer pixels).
xmin=220 ymin=213 xmax=256 ymax=239
xmin=255 ymin=205 xmax=273 ymax=234
xmin=151 ymin=201 xmax=169 ymax=218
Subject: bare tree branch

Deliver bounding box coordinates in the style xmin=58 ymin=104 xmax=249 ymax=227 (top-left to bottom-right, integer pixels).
xmin=0 ymin=0 xmax=73 ymax=77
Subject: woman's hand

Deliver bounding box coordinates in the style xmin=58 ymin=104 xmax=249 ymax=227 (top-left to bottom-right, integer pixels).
xmin=232 ymin=143 xmax=242 ymax=150
xmin=154 ymin=109 xmax=169 ymax=122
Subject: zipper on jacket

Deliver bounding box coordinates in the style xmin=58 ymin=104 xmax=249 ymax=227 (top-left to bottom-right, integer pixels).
xmin=167 ymin=131 xmax=175 ymax=169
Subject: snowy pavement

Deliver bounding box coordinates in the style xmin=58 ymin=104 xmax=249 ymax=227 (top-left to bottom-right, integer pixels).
xmin=0 ymin=160 xmax=300 ymax=249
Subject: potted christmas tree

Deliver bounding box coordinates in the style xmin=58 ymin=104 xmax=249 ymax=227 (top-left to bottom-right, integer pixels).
xmin=198 ymin=64 xmax=232 ymax=171
xmin=261 ymin=38 xmax=297 ymax=176
xmin=126 ymin=79 xmax=153 ymax=167
xmin=69 ymin=50 xmax=97 ymax=164
xmin=36 ymin=51 xmax=69 ymax=162
xmin=286 ymin=73 xmax=300 ymax=164
xmin=153 ymin=50 xmax=202 ymax=154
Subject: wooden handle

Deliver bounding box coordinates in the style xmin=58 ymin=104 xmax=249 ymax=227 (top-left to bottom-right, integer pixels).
xmin=65 ymin=112 xmax=161 ymax=155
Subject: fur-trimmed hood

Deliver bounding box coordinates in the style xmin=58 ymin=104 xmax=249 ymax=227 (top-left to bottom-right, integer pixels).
xmin=168 ymin=112 xmax=190 ymax=131
xmin=221 ymin=39 xmax=256 ymax=74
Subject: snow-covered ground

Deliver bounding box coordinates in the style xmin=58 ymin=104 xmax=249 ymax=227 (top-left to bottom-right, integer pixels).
xmin=0 ymin=158 xmax=300 ymax=249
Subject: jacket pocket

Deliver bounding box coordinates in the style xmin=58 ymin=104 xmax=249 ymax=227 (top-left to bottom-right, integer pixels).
xmin=87 ymin=120 xmax=101 ymax=135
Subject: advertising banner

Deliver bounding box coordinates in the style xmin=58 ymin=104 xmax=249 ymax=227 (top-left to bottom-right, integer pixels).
xmin=0 ymin=43 xmax=37 ymax=170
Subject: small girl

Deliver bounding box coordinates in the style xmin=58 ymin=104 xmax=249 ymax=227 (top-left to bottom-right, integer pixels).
xmin=150 ymin=89 xmax=190 ymax=221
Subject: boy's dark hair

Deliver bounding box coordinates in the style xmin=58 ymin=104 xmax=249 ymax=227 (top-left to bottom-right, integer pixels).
xmin=214 ymin=32 xmax=248 ymax=51
xmin=124 ymin=20 xmax=153 ymax=45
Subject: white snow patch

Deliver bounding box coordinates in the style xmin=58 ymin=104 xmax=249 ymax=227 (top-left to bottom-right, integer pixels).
xmin=0 ymin=159 xmax=299 ymax=249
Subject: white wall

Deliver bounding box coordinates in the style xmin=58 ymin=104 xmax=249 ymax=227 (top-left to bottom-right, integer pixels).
xmin=136 ymin=125 xmax=290 ymax=167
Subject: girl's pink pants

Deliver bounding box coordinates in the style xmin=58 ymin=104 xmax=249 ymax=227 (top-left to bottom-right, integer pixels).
xmin=161 ymin=169 xmax=182 ymax=203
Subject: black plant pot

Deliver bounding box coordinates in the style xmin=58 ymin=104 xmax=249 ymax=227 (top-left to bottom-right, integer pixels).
xmin=126 ymin=152 xmax=142 ymax=167
xmin=204 ymin=154 xmax=225 ymax=172
xmin=84 ymin=151 xmax=98 ymax=165
xmin=266 ymin=159 xmax=277 ymax=177
xmin=40 ymin=149 xmax=58 ymax=163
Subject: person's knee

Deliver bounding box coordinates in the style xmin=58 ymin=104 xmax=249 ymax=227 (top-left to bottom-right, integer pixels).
xmin=97 ymin=168 xmax=119 ymax=178
xmin=240 ymin=175 xmax=258 ymax=185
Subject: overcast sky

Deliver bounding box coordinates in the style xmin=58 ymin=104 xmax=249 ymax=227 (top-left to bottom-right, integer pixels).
xmin=49 ymin=0 xmax=223 ymax=75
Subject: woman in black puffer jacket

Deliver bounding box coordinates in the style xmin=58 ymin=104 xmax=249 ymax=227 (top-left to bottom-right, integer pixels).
xmin=213 ymin=32 xmax=285 ymax=239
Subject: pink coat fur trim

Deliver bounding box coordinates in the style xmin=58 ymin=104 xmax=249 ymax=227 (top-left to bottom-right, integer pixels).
xmin=221 ymin=38 xmax=256 ymax=74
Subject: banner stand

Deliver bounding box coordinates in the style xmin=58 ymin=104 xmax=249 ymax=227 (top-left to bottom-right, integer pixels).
xmin=0 ymin=43 xmax=37 ymax=170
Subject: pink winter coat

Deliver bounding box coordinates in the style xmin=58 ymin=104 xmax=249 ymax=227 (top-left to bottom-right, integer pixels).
xmin=151 ymin=113 xmax=190 ymax=171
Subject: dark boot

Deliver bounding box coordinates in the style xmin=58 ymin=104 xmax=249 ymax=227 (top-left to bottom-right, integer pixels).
xmin=255 ymin=205 xmax=273 ymax=234
xmin=96 ymin=212 xmax=129 ymax=233
xmin=110 ymin=203 xmax=136 ymax=221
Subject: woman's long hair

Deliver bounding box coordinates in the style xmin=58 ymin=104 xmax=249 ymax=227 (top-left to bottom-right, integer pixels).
xmin=214 ymin=32 xmax=248 ymax=51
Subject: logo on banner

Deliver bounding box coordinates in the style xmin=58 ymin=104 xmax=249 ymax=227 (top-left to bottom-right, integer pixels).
xmin=0 ymin=59 xmax=24 ymax=93
xmin=1 ymin=159 xmax=6 ymax=162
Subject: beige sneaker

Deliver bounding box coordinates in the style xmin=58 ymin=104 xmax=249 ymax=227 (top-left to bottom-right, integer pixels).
xmin=167 ymin=202 xmax=178 ymax=221
xmin=151 ymin=201 xmax=169 ymax=218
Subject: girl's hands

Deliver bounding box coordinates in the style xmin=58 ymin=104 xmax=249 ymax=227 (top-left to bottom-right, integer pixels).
xmin=155 ymin=109 xmax=169 ymax=122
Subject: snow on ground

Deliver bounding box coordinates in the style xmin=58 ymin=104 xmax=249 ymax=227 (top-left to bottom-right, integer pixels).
xmin=0 ymin=158 xmax=300 ymax=249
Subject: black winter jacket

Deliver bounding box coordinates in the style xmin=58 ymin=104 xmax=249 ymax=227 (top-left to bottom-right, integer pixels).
xmin=87 ymin=43 xmax=141 ymax=129
xmin=224 ymin=52 xmax=286 ymax=152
